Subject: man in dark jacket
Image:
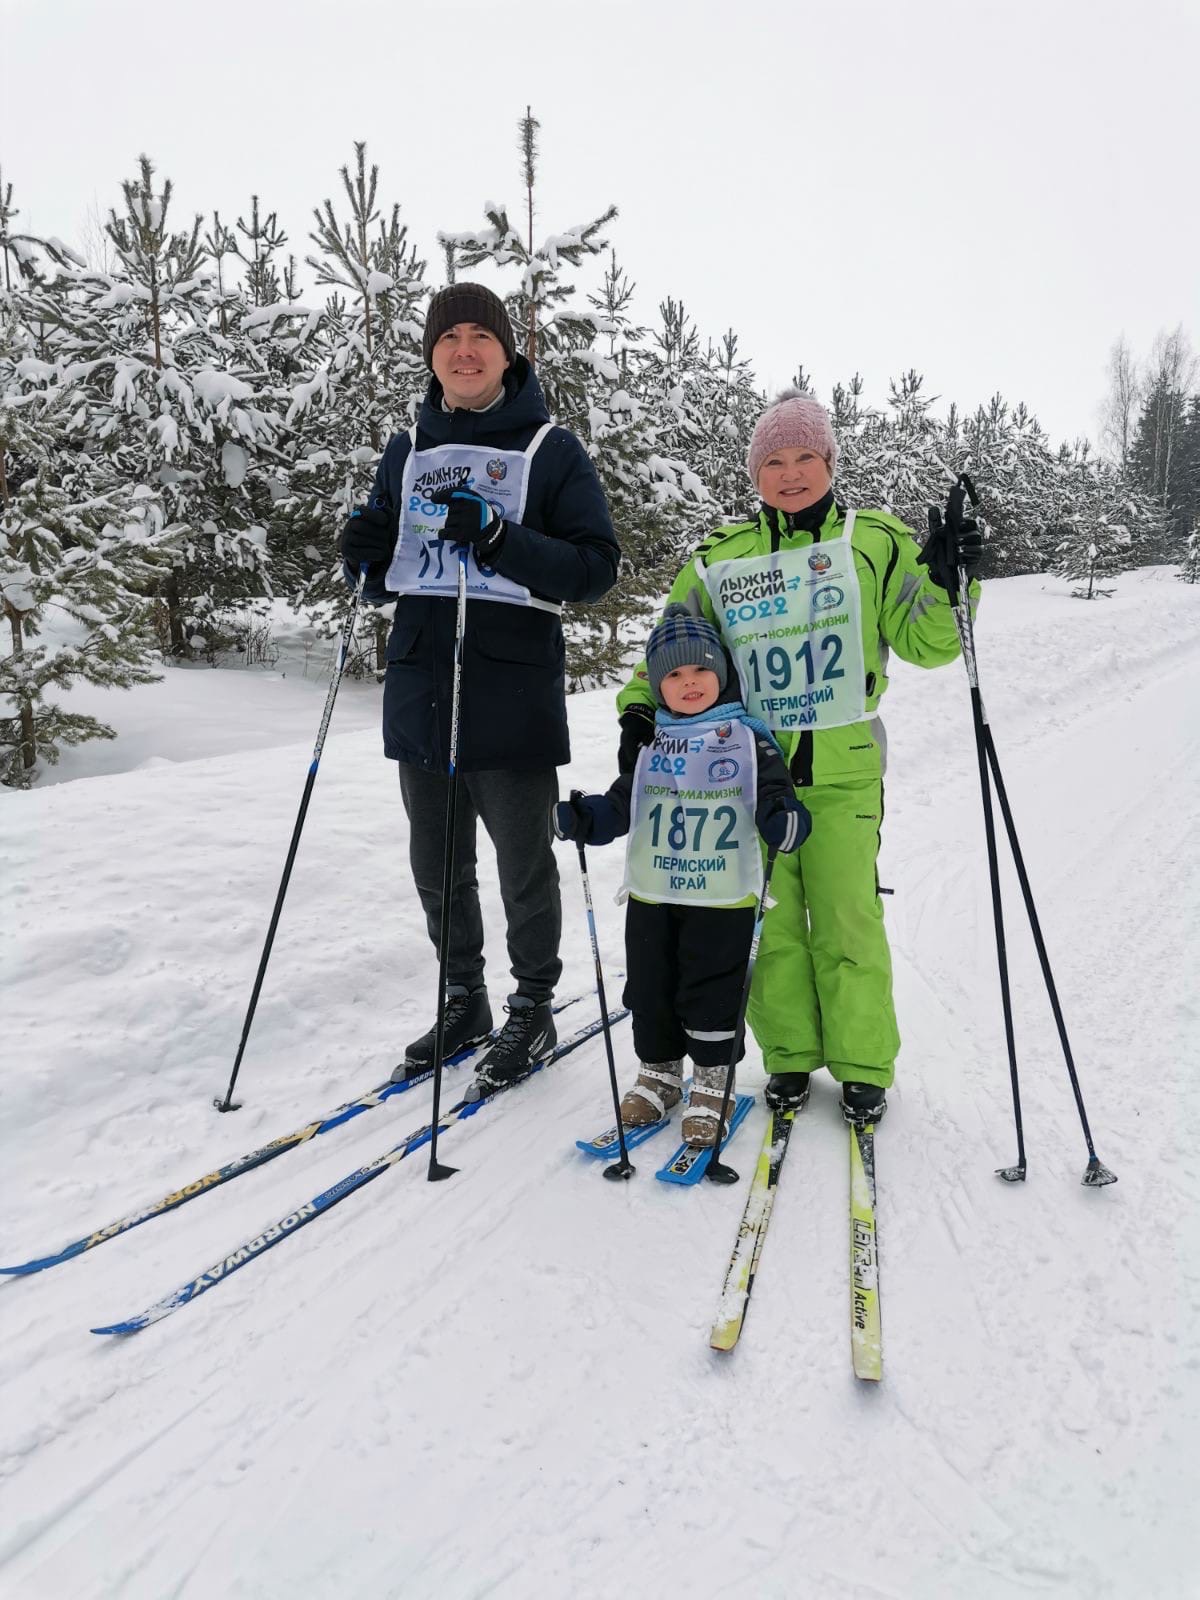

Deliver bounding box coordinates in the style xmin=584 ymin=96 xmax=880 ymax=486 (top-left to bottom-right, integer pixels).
xmin=341 ymin=282 xmax=619 ymax=1088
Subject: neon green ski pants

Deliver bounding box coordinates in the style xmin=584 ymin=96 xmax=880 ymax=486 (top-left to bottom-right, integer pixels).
xmin=748 ymin=777 xmax=899 ymax=1088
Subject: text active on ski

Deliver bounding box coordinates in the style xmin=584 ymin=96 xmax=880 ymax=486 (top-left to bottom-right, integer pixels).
xmin=706 ymin=1098 xmax=882 ymax=1378
xmin=850 ymin=1119 xmax=882 ymax=1381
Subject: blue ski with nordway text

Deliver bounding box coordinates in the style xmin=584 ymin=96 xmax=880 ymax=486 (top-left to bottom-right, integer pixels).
xmin=3 ymin=992 xmax=590 ymax=1278
xmin=92 ymin=1006 xmax=629 ymax=1337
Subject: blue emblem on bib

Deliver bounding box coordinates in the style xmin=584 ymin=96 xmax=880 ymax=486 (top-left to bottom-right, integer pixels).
xmin=812 ymin=585 xmax=845 ymax=611
xmin=708 ymin=757 xmax=740 ymax=783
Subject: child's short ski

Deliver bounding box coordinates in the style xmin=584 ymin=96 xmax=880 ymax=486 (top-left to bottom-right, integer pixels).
xmin=849 ymin=1119 xmax=882 ymax=1381
xmin=710 ymin=1107 xmax=797 ymax=1351
xmin=575 ymin=1079 xmax=692 ymax=1160
xmin=655 ymin=1093 xmax=754 ymax=1186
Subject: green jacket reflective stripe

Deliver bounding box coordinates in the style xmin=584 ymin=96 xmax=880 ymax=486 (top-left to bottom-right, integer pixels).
xmin=617 ymin=501 xmax=980 ymax=787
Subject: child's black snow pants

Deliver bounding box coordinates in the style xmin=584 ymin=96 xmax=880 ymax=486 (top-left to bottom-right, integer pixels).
xmin=622 ymin=898 xmax=756 ymax=1068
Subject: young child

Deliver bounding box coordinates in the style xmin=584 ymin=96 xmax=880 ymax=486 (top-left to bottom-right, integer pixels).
xmin=553 ymin=605 xmax=811 ymax=1146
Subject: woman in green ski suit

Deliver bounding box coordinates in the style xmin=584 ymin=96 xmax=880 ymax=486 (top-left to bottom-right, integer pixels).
xmin=616 ymin=389 xmax=982 ymax=1123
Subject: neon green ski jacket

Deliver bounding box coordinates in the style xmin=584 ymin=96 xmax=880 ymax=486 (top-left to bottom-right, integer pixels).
xmin=617 ymin=501 xmax=979 ymax=786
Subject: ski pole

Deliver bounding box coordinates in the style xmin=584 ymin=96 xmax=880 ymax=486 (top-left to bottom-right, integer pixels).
xmin=568 ymin=791 xmax=634 ymax=1182
xmin=215 ymin=563 xmax=368 ymax=1113
xmin=940 ymin=482 xmax=1026 ymax=1180
xmin=981 ymin=724 xmax=1116 ymax=1186
xmin=706 ymin=846 xmax=779 ymax=1187
xmin=941 ymin=472 xmax=1115 ymax=1188
xmin=426 ymin=544 xmax=471 ymax=1182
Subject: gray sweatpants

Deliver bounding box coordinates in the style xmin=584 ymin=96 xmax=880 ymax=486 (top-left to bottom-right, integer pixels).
xmin=398 ymin=764 xmax=563 ymax=1003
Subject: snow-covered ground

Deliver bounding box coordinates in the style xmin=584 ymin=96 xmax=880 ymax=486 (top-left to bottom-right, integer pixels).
xmin=2 ymin=569 xmax=1198 ymax=1600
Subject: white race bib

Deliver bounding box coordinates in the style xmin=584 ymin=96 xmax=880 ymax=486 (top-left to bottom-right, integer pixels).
xmin=385 ymin=429 xmax=557 ymax=610
xmin=620 ymin=716 xmax=761 ymax=908
xmin=703 ymin=511 xmax=867 ymax=731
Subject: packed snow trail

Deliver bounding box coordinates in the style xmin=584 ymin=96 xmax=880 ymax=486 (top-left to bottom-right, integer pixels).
xmin=1 ymin=570 xmax=1197 ymax=1598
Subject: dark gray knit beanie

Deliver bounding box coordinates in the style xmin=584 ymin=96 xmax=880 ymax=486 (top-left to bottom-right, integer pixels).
xmin=422 ymin=282 xmax=517 ymax=369
xmin=645 ymin=604 xmax=729 ymax=705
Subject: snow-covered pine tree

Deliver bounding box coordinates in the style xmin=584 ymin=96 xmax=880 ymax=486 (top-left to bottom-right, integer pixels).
xmin=26 ymin=157 xmax=279 ymax=658
xmin=233 ymin=196 xmax=288 ymax=309
xmin=0 ymin=459 xmax=165 ymax=785
xmin=684 ymin=330 xmax=763 ymax=523
xmin=439 ymin=113 xmax=710 ymax=682
xmin=201 ymin=212 xmax=238 ymax=337
xmin=1 ymin=218 xmax=165 ymax=783
xmin=829 ymin=373 xmax=888 ymax=510
xmin=276 ymin=143 xmax=426 ymax=672
xmin=1181 ymin=525 xmax=1200 ymax=584
xmin=558 ymin=269 xmax=713 ymax=683
xmin=869 ymin=370 xmax=946 ymax=525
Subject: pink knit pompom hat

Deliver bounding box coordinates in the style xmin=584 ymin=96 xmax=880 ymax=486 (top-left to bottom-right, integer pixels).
xmin=746 ymin=387 xmax=838 ymax=487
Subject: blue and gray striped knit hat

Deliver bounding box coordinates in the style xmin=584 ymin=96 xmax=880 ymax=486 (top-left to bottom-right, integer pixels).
xmin=645 ymin=604 xmax=729 ymax=705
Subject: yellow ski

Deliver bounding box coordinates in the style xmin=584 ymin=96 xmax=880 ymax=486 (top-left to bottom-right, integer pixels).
xmin=850 ymin=1120 xmax=883 ymax=1381
xmin=710 ymin=1109 xmax=797 ymax=1351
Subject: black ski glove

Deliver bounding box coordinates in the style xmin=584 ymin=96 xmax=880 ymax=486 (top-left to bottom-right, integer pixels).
xmin=920 ymin=474 xmax=983 ymax=594
xmin=617 ymin=704 xmax=656 ymax=774
xmin=340 ymin=500 xmax=395 ymax=568
xmin=757 ymin=795 xmax=812 ymax=853
xmin=552 ymin=792 xmax=624 ymax=848
xmin=429 ymin=486 xmax=506 ymax=561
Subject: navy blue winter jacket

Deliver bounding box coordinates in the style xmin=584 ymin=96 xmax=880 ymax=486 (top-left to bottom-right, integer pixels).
xmin=351 ymin=359 xmax=619 ymax=772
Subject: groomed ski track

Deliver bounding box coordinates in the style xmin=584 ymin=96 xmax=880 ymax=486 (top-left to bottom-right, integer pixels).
xmin=2 ymin=569 xmax=1197 ymax=1599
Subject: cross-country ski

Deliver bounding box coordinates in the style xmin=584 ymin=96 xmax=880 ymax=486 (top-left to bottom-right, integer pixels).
xmin=3 ymin=49 xmax=1195 ymax=1597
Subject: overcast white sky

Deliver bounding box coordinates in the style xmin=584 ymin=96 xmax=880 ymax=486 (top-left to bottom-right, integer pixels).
xmin=4 ymin=0 xmax=1196 ymax=446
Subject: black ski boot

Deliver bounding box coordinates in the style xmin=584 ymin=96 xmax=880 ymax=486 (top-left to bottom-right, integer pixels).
xmin=473 ymin=997 xmax=557 ymax=1092
xmin=841 ymin=1080 xmax=887 ymax=1125
xmin=764 ymin=1071 xmax=811 ymax=1111
xmin=391 ymin=985 xmax=492 ymax=1083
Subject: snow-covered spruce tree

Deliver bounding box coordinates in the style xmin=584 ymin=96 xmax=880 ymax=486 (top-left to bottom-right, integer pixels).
xmin=1176 ymin=397 xmax=1200 ymax=554
xmin=1128 ymin=326 xmax=1197 ymax=553
xmin=274 ymin=143 xmax=426 ymax=672
xmin=1181 ymin=525 xmax=1200 ymax=584
xmin=26 ymin=157 xmax=280 ymax=659
xmin=948 ymin=395 xmax=1058 ymax=577
xmin=1051 ymin=443 xmax=1133 ymax=598
xmin=439 ymin=113 xmax=710 ymax=683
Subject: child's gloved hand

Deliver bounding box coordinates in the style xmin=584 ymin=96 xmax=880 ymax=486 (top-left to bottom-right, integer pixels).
xmin=758 ymin=796 xmax=812 ymax=853
xmin=552 ymin=793 xmax=624 ymax=848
